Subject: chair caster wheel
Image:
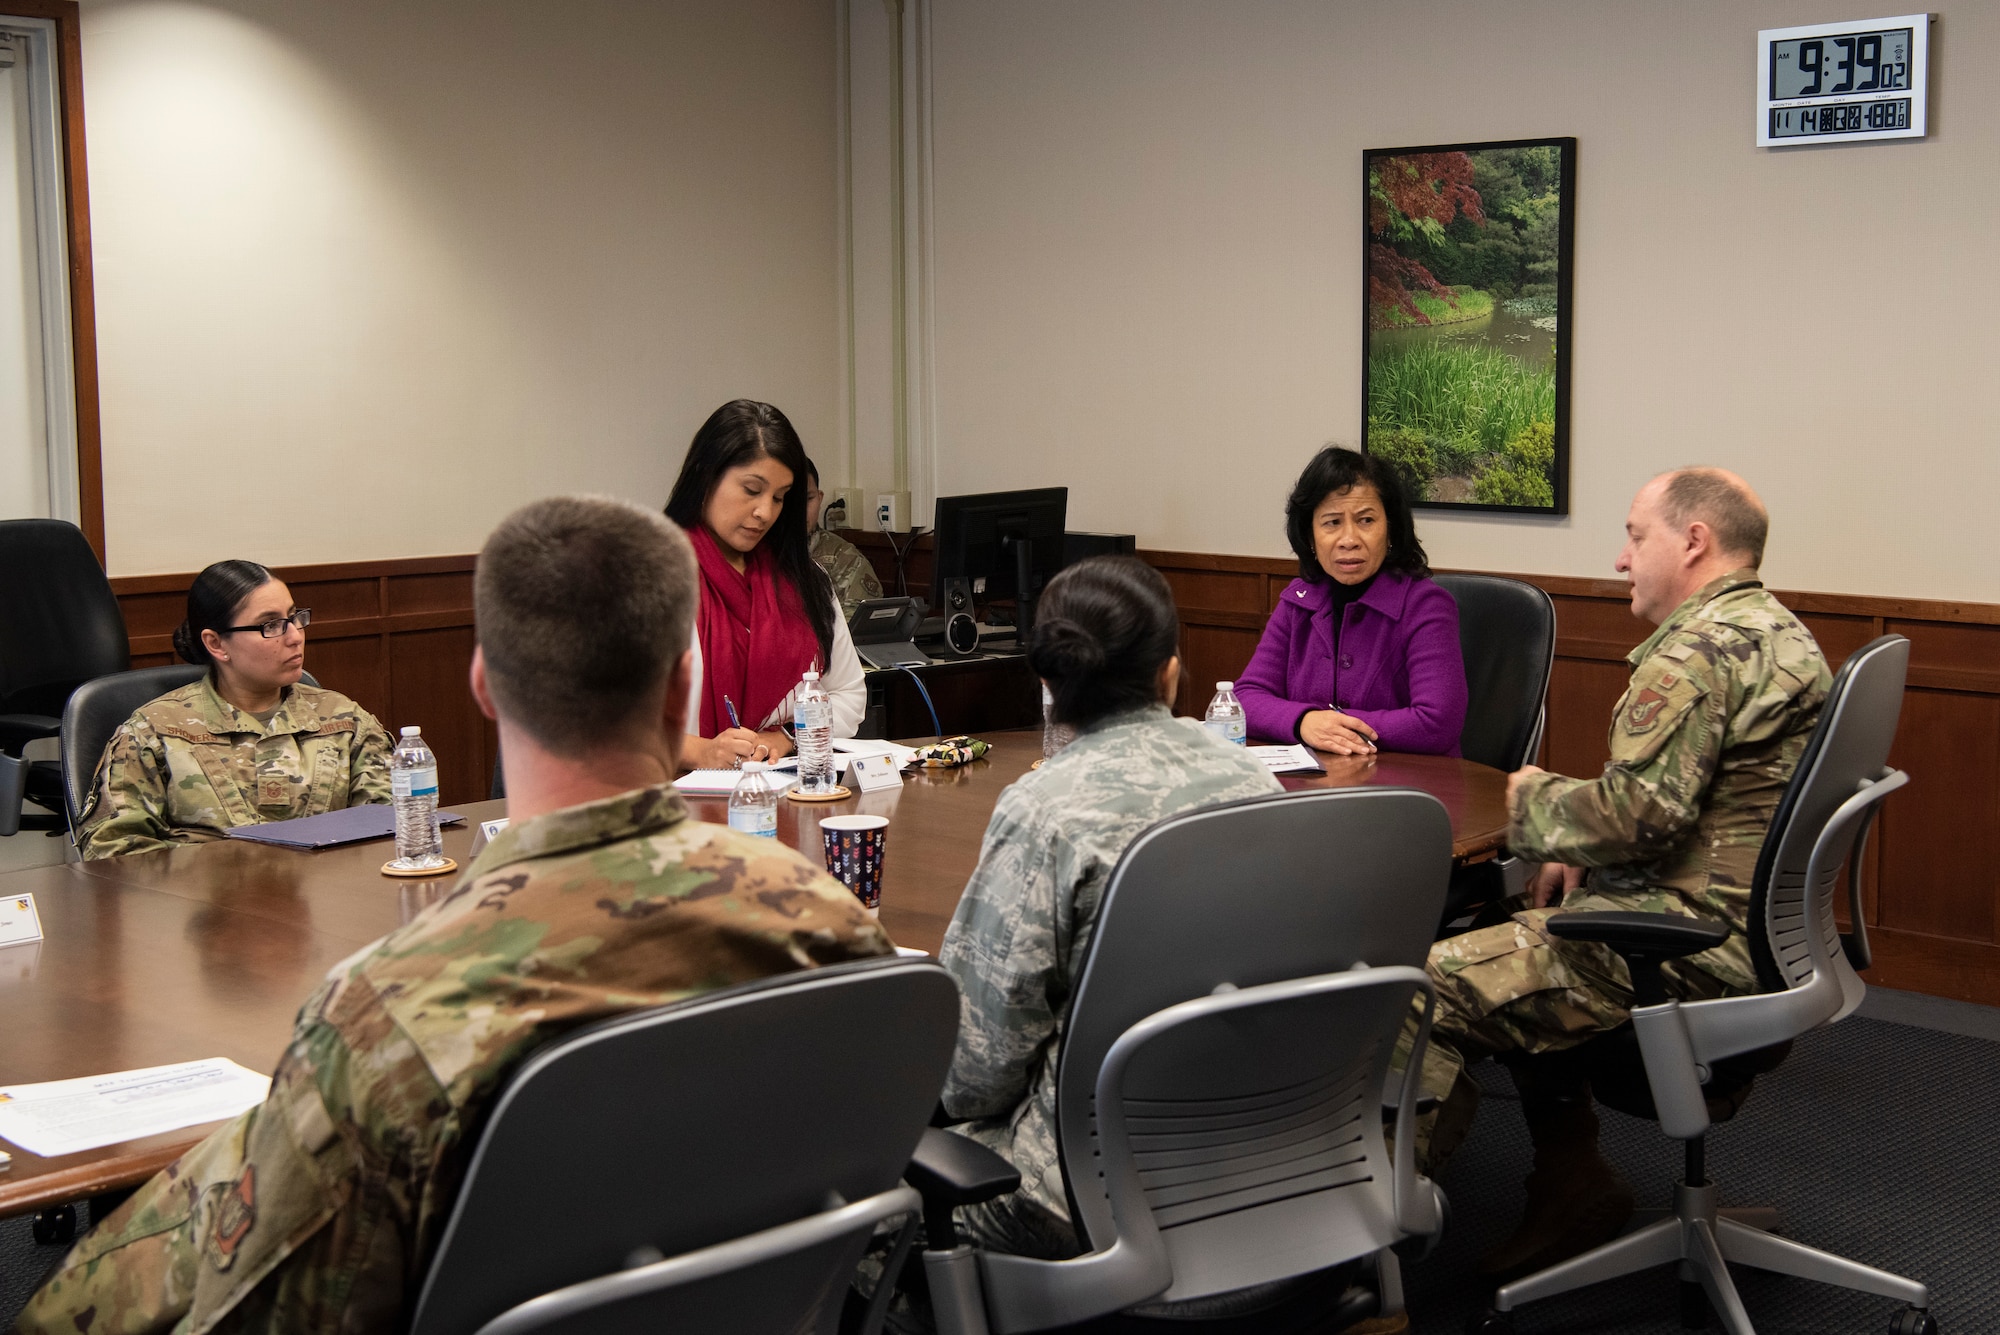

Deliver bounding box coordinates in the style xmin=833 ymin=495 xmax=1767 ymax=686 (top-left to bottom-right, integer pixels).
xmin=1890 ymin=1310 xmax=1937 ymax=1335
xmin=1467 ymin=1311 xmax=1514 ymax=1334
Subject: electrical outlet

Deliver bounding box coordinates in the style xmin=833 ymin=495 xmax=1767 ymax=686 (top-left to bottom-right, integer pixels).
xmin=875 ymin=491 xmax=911 ymax=532
xmin=826 ymin=487 xmax=864 ymax=530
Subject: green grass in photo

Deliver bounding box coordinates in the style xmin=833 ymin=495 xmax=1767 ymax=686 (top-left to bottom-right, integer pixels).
xmin=1373 ymin=285 xmax=1494 ymax=330
xmin=1367 ymin=341 xmax=1554 ymax=457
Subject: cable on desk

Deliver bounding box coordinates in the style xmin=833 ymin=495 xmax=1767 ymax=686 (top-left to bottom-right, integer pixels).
xmin=882 ymin=526 xmax=926 ymax=599
xmin=895 ymin=665 xmax=944 ymax=738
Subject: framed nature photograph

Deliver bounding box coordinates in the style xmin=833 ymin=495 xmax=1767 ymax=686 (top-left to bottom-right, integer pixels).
xmin=1362 ymin=137 xmax=1575 ymax=514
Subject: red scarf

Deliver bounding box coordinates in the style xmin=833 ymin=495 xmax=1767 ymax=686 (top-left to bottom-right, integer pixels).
xmin=692 ymin=525 xmax=821 ymax=736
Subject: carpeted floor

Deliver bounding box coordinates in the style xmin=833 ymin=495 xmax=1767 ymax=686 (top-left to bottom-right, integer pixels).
xmin=3 ymin=995 xmax=1996 ymax=1333
xmin=1402 ymin=1008 xmax=2000 ymax=1334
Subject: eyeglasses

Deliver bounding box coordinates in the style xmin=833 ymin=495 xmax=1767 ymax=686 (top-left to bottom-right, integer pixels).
xmin=222 ymin=609 xmax=312 ymax=638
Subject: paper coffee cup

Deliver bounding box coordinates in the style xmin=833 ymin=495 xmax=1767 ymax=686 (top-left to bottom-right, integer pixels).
xmin=820 ymin=814 xmax=889 ymax=911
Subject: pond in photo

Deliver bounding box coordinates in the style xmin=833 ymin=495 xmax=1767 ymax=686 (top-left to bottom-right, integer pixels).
xmin=1364 ymin=144 xmax=1566 ymax=509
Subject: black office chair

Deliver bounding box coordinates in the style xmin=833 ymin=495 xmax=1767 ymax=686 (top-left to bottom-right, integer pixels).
xmin=407 ymin=955 xmax=960 ymax=1335
xmin=58 ymin=665 xmax=321 ymax=836
xmin=1476 ymin=635 xmax=1933 ymax=1335
xmin=0 ymin=520 xmax=129 ymax=837
xmin=906 ymin=787 xmax=1454 ymax=1334
xmin=1431 ymin=574 xmax=1556 ymax=923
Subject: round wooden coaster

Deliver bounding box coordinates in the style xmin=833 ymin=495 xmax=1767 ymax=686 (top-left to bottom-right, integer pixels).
xmin=381 ymin=857 xmax=458 ymax=878
xmin=785 ymin=785 xmax=852 ymax=803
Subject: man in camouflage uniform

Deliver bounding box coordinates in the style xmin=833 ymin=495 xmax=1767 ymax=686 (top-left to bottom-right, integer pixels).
xmin=1412 ymin=467 xmax=1830 ymax=1282
xmin=804 ymin=456 xmax=884 ymax=619
xmin=18 ymin=496 xmax=891 ymax=1335
xmin=940 ymin=697 xmax=1280 ymax=1260
xmin=78 ymin=678 xmax=393 ymax=859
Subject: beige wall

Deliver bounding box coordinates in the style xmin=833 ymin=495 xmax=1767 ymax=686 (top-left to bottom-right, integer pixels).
xmin=80 ymin=0 xmax=838 ymax=575
xmin=926 ymin=1 xmax=2000 ymax=601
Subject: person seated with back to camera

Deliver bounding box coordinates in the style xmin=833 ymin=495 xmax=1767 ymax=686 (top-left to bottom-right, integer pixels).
xmin=77 ymin=559 xmax=392 ymax=859
xmin=19 ymin=496 xmax=892 ymax=1335
xmin=665 ymin=399 xmax=866 ymax=770
xmin=802 ymin=453 xmax=884 ymax=619
xmin=934 ymin=555 xmax=1284 ymax=1262
xmin=1236 ymin=447 xmax=1467 ymax=756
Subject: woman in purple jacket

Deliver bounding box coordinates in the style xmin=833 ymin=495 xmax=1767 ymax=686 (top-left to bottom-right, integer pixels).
xmin=1237 ymin=447 xmax=1468 ymax=755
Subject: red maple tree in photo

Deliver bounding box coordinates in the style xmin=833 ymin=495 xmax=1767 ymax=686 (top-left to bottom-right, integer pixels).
xmin=1367 ymin=151 xmax=1485 ymax=327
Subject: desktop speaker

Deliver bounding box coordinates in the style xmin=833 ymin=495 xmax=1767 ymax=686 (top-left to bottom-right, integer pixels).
xmin=942 ymin=612 xmax=980 ymax=656
xmin=940 ymin=576 xmax=975 ymax=617
xmin=920 ymin=578 xmax=980 ymax=657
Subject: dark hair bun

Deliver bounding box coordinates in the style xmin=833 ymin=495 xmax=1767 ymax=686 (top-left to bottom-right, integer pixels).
xmin=1028 ymin=615 xmax=1106 ymax=680
xmin=172 ymin=620 xmax=211 ymax=665
xmin=1028 ymin=556 xmax=1180 ymax=729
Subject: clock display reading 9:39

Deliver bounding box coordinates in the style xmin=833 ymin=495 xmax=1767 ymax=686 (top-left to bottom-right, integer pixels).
xmin=1769 ymin=28 xmax=1912 ymax=101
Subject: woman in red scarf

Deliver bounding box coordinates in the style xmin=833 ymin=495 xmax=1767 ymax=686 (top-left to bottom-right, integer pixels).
xmin=665 ymin=400 xmax=867 ymax=769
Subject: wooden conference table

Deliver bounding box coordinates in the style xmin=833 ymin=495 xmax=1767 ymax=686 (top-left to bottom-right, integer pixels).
xmin=0 ymin=729 xmax=1507 ymax=1220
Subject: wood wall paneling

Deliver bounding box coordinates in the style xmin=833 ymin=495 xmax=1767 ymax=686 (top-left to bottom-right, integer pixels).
xmin=389 ymin=627 xmax=492 ymax=807
xmin=113 ymin=547 xmax=2000 ymax=1007
xmin=1878 ymin=689 xmax=1998 ymax=941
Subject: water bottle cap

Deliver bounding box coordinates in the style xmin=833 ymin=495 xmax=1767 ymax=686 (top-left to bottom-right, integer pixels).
xmin=1215 ymin=681 xmax=1234 ymax=691
xmin=742 ymin=760 xmax=769 ymax=773
xmin=803 ymin=670 xmax=819 ymax=682
xmin=400 ymin=726 xmax=422 ymax=737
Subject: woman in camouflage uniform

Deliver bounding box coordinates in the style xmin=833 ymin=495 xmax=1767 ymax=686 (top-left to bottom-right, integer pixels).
xmin=77 ymin=560 xmax=393 ymax=859
xmin=935 ymin=556 xmax=1282 ymax=1260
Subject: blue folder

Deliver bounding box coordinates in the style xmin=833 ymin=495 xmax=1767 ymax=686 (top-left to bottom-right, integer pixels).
xmin=223 ymin=805 xmax=464 ymax=850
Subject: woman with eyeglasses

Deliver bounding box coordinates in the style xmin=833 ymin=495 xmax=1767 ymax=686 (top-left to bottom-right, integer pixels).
xmin=76 ymin=560 xmax=394 ymax=859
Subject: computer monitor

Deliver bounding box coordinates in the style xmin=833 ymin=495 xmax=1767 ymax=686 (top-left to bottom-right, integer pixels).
xmin=929 ymin=487 xmax=1068 ymax=638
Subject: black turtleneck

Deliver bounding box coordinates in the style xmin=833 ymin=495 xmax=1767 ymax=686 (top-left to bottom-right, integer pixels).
xmin=1324 ymin=571 xmax=1377 ymax=665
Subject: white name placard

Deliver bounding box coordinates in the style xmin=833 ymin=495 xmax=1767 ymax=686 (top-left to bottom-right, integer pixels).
xmin=468 ymin=818 xmax=510 ymax=857
xmin=0 ymin=894 xmax=44 ymax=948
xmin=848 ymin=754 xmax=904 ymax=793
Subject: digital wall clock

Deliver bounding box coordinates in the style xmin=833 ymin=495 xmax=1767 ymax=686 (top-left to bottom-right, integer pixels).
xmin=1757 ymin=14 xmax=1930 ymax=146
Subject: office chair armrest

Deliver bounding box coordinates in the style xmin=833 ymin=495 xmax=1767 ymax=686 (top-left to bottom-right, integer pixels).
xmin=0 ymin=714 xmax=61 ymax=755
xmin=907 ymin=1126 xmax=1021 ymax=1252
xmin=1545 ymin=910 xmax=1729 ymax=958
xmin=1546 ymin=911 xmax=1731 ymax=1008
xmin=908 ymin=1126 xmax=1021 ymax=1206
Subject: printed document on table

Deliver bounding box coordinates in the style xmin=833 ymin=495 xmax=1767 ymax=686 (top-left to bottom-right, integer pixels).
xmin=832 ymin=738 xmax=920 ymax=766
xmin=1248 ymin=744 xmax=1325 ymax=774
xmin=0 ymin=1058 xmax=271 ymax=1157
xmin=672 ymin=769 xmax=800 ymax=796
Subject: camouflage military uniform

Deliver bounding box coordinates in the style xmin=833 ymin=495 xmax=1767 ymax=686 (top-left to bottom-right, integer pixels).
xmin=77 ymin=677 xmax=394 ymax=860
xmin=938 ymin=705 xmax=1281 ymax=1257
xmin=1412 ymin=571 xmax=1831 ymax=1162
xmin=810 ymin=526 xmax=884 ymax=620
xmin=19 ymin=784 xmax=892 ymax=1335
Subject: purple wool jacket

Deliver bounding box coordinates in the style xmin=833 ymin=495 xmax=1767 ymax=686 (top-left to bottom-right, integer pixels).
xmin=1236 ymin=567 xmax=1468 ymax=755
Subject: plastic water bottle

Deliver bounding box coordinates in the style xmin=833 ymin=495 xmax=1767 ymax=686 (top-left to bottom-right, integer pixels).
xmin=390 ymin=726 xmax=445 ymax=866
xmin=1203 ymin=682 xmax=1248 ymax=745
xmin=728 ymin=761 xmax=780 ymax=837
xmin=794 ymin=670 xmax=835 ymax=794
xmin=1041 ymin=684 xmax=1075 ymax=759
